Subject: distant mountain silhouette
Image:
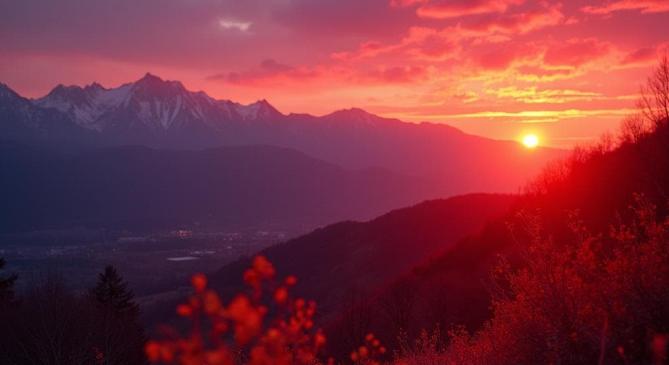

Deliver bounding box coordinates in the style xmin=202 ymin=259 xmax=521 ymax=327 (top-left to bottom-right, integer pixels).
xmin=1 ymin=75 xmax=564 ymax=195
xmin=0 ymin=143 xmax=441 ymax=234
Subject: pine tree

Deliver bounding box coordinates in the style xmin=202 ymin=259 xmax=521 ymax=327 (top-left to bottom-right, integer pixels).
xmin=90 ymin=265 xmax=147 ymax=364
xmin=91 ymin=265 xmax=138 ymax=315
xmin=0 ymin=258 xmax=17 ymax=304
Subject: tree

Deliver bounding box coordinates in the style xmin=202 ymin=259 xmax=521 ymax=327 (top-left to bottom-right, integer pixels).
xmin=0 ymin=257 xmax=17 ymax=304
xmin=618 ymin=114 xmax=650 ymax=145
xmin=327 ymin=287 xmax=375 ymax=360
xmin=444 ymin=197 xmax=669 ymax=365
xmin=0 ymin=275 xmax=99 ymax=365
xmin=0 ymin=267 xmax=146 ymax=365
xmin=379 ymin=276 xmax=417 ymax=335
xmin=639 ymin=53 xmax=669 ymax=126
xmin=90 ymin=265 xmax=146 ymax=365
xmin=91 ymin=265 xmax=139 ymax=315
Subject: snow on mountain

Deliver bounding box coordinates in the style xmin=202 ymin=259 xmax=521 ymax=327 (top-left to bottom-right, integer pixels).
xmin=33 ymin=73 xmax=286 ymax=133
xmin=239 ymin=99 xmax=283 ymax=121
xmin=35 ymin=83 xmax=109 ymax=130
xmin=95 ymin=83 xmax=132 ymax=108
xmin=1 ymin=82 xmax=50 ymax=130
xmin=27 ymin=73 xmax=416 ymax=138
xmin=0 ymin=82 xmax=97 ymax=141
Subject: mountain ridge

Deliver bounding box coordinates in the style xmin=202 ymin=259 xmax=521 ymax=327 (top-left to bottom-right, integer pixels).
xmin=1 ymin=74 xmax=566 ymax=195
xmin=6 ymin=74 xmax=528 ymax=145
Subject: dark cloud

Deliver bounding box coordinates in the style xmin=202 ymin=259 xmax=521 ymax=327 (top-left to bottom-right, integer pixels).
xmin=207 ymin=59 xmax=319 ymax=85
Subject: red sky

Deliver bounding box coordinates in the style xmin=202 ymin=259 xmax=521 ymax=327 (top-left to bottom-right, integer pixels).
xmin=1 ymin=0 xmax=668 ymax=147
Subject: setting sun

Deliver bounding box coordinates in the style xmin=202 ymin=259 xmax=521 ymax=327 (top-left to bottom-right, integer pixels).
xmin=522 ymin=134 xmax=539 ymax=149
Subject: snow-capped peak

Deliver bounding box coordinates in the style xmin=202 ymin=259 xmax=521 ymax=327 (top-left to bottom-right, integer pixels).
xmin=237 ymin=99 xmax=283 ymax=120
xmin=133 ymin=73 xmax=186 ymax=93
xmin=35 ymin=81 xmax=132 ymax=131
xmin=28 ymin=74 xmax=285 ymax=133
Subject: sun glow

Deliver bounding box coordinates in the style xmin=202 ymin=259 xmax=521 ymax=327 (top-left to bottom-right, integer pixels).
xmin=522 ymin=134 xmax=540 ymax=149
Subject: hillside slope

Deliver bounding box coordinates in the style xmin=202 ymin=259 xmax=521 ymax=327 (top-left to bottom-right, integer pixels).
xmin=209 ymin=194 xmax=515 ymax=319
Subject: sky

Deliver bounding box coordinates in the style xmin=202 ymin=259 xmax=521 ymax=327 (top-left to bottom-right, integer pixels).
xmin=1 ymin=0 xmax=668 ymax=147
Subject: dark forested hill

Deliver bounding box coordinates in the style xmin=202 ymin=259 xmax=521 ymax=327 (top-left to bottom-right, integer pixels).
xmin=208 ymin=194 xmax=515 ymax=319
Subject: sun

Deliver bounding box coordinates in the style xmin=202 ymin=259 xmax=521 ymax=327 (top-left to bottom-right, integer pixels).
xmin=522 ymin=134 xmax=539 ymax=149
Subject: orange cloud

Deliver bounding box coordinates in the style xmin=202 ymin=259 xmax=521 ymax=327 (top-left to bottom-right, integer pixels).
xmin=485 ymin=86 xmax=604 ymax=104
xmin=412 ymin=0 xmax=525 ymax=19
xmin=208 ymin=59 xmax=319 ymax=86
xmin=331 ymin=41 xmax=399 ymax=61
xmin=473 ymin=43 xmax=542 ymax=71
xmin=361 ymin=65 xmax=429 ymax=84
xmin=515 ymin=65 xmax=576 ymax=82
xmin=409 ymin=34 xmax=459 ymax=59
xmin=620 ymin=47 xmax=660 ymax=66
xmin=582 ymin=0 xmax=669 ymax=15
xmin=331 ymin=26 xmax=462 ymax=62
xmin=543 ymin=38 xmax=611 ymax=67
xmin=441 ymin=108 xmax=635 ymax=122
xmin=463 ymin=4 xmax=565 ymax=35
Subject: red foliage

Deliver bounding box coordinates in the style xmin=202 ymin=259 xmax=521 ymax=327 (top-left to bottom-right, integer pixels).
xmin=350 ymin=333 xmax=386 ymax=365
xmin=444 ymin=196 xmax=669 ymax=365
xmin=146 ymin=256 xmax=327 ymax=365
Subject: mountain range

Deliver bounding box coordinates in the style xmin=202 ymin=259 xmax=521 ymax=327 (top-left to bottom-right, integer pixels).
xmin=0 ymin=74 xmax=569 ymax=235
xmin=1 ymin=74 xmax=565 ymax=196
